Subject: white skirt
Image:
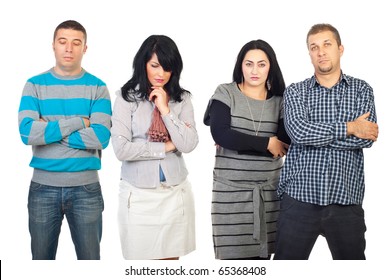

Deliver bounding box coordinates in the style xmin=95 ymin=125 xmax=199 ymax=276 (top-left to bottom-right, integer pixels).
xmin=118 ymin=178 xmax=196 ymax=260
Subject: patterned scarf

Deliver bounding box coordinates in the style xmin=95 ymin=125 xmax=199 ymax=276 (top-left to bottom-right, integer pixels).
xmin=148 ymin=105 xmax=170 ymax=142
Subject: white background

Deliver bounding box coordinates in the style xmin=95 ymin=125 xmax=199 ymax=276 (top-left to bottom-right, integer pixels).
xmin=1 ymin=0 xmax=388 ymax=279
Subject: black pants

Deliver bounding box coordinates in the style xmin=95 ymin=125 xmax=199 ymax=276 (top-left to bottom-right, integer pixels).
xmin=274 ymin=194 xmax=366 ymax=260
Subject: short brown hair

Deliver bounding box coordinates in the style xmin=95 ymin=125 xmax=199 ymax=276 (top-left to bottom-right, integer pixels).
xmin=306 ymin=23 xmax=341 ymax=47
xmin=53 ymin=20 xmax=87 ymax=43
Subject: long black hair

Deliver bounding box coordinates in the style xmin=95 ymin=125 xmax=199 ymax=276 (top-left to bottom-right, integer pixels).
xmin=232 ymin=39 xmax=285 ymax=96
xmin=121 ymin=35 xmax=189 ymax=102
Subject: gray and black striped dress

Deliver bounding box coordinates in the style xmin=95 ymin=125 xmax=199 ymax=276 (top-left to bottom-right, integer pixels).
xmin=204 ymin=82 xmax=284 ymax=259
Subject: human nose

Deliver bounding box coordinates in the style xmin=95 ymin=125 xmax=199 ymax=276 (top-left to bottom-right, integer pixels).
xmin=65 ymin=42 xmax=73 ymax=52
xmin=156 ymin=67 xmax=165 ymax=76
xmin=251 ymin=65 xmax=258 ymax=74
xmin=317 ymin=47 xmax=326 ymax=56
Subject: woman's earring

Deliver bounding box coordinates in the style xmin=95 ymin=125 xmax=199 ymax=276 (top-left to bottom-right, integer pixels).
xmin=266 ymin=80 xmax=271 ymax=91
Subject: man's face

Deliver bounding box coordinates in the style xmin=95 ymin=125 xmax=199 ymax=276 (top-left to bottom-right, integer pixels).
xmin=308 ymin=30 xmax=343 ymax=75
xmin=52 ymin=28 xmax=87 ymax=75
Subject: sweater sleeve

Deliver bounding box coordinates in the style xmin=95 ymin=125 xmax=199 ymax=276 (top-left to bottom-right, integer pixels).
xmin=60 ymin=85 xmax=112 ymax=150
xmin=277 ymin=119 xmax=291 ymax=145
xmin=18 ymin=81 xmax=85 ymax=146
xmin=209 ymin=100 xmax=270 ymax=154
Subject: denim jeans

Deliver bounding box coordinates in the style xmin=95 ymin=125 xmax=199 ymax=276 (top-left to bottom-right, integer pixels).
xmin=28 ymin=181 xmax=104 ymax=260
xmin=274 ymin=194 xmax=366 ymax=260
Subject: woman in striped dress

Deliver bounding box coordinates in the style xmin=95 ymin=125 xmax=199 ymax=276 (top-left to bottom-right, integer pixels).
xmin=203 ymin=39 xmax=290 ymax=259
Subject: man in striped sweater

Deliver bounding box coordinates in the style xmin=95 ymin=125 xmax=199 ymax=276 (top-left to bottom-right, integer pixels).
xmin=18 ymin=20 xmax=112 ymax=260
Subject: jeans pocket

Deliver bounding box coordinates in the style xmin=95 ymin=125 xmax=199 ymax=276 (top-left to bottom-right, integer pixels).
xmin=82 ymin=182 xmax=102 ymax=193
xmin=29 ymin=181 xmax=44 ymax=191
xmin=81 ymin=182 xmax=104 ymax=212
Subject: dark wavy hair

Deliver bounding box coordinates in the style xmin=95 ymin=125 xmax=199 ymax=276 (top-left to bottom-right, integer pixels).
xmin=232 ymin=39 xmax=285 ymax=96
xmin=121 ymin=35 xmax=189 ymax=102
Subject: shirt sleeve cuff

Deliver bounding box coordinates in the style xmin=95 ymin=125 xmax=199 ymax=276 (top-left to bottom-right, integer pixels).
xmin=80 ymin=117 xmax=86 ymax=128
xmin=335 ymin=122 xmax=347 ymax=139
xmin=148 ymin=142 xmax=166 ymax=158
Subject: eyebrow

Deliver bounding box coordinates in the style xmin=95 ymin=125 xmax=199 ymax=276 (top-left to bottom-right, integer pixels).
xmin=149 ymin=60 xmax=160 ymax=65
xmin=245 ymin=59 xmax=267 ymax=63
xmin=57 ymin=37 xmax=83 ymax=43
xmin=310 ymin=39 xmax=332 ymax=47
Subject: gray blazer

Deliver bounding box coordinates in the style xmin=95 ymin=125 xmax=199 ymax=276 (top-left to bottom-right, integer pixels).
xmin=111 ymin=91 xmax=198 ymax=188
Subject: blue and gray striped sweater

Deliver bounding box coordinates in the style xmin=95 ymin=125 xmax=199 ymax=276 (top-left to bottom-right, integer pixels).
xmin=18 ymin=68 xmax=112 ymax=186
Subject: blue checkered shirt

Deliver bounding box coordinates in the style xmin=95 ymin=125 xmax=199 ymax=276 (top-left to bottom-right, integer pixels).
xmin=278 ymin=73 xmax=377 ymax=205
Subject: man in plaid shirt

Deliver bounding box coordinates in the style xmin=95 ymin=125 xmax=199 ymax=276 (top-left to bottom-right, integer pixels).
xmin=274 ymin=23 xmax=378 ymax=260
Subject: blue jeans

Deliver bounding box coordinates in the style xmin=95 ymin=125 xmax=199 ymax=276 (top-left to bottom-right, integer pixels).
xmin=274 ymin=194 xmax=366 ymax=260
xmin=28 ymin=181 xmax=104 ymax=260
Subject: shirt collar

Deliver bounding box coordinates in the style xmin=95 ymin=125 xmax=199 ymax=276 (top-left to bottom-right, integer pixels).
xmin=308 ymin=71 xmax=350 ymax=89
